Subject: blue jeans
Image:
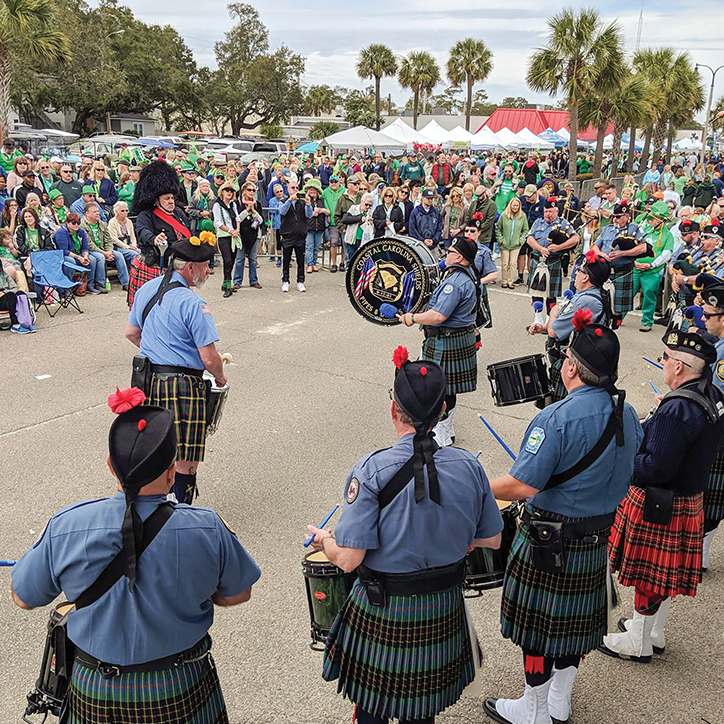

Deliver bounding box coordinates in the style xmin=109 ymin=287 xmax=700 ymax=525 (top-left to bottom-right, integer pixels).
xmin=113 ymin=248 xmax=138 ymax=286
xmin=87 ymin=251 xmax=106 ymax=287
xmin=305 ymin=230 xmax=324 ymax=267
xmin=344 ymin=241 xmax=359 ymax=265
xmin=232 ymin=240 xmax=258 ymax=286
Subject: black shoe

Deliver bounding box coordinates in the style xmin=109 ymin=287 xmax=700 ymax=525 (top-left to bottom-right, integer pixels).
xmin=617 ymin=618 xmax=665 ymax=654
xmin=223 ymin=288 xmax=233 ymax=298
xmin=99 ymin=287 xmax=109 ymax=294
xmin=122 ymin=284 xmax=128 ymax=291
xmin=330 ymin=264 xmax=338 ymax=273
xmin=514 ymin=275 xmax=524 ymax=285
xmin=597 ymin=642 xmax=652 ymax=663
xmin=338 ymin=262 xmax=345 ymax=271
xmin=653 ymin=314 xmax=670 ymax=326
xmin=87 ymin=285 xmax=101 ymax=295
xmin=483 ymin=697 xmax=510 ymax=724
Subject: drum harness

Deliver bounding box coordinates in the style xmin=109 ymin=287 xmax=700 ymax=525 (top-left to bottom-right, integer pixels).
xmin=546 ymin=289 xmax=611 ymax=362
xmin=24 ymin=504 xmax=177 ymax=722
xmin=422 ymin=264 xmax=484 ymax=338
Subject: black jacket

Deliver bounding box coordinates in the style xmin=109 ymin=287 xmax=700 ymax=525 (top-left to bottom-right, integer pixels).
xmin=372 ymin=203 xmax=404 ymax=237
xmin=280 ymin=199 xmax=307 ymax=245
xmin=135 ymin=207 xmax=191 ymax=265
xmin=15 ymin=224 xmax=54 ymax=256
xmin=306 ymin=197 xmax=327 ymax=233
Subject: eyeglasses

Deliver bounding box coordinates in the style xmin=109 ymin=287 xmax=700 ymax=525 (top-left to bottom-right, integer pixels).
xmin=702 ymin=311 xmax=724 ymax=320
xmin=658 ymin=351 xmax=692 ymax=367
xmin=399 ymin=190 xmax=409 ymax=196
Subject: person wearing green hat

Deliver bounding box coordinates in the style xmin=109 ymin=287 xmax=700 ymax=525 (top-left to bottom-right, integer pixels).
xmin=303 ymin=178 xmax=328 ymax=272
xmin=631 ymin=200 xmax=675 ymax=332
xmin=44 ymin=188 xmax=69 ymax=232
xmin=70 ymin=184 xmax=108 ymax=222
xmin=178 ymin=163 xmax=198 ymax=213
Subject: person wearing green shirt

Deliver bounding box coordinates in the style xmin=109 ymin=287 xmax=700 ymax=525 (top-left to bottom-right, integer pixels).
xmin=399 ymin=152 xmax=425 ymax=183
xmin=577 ymin=155 xmax=591 ymax=174
xmin=0 ymin=139 xmax=23 ymax=173
xmin=598 ymin=185 xmax=618 ymax=228
xmin=631 ymin=200 xmax=675 ymax=332
xmin=323 ymin=175 xmax=346 ymax=272
xmin=492 ymin=165 xmax=518 ymax=214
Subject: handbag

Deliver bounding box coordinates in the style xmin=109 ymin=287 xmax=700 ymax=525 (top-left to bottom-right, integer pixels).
xmin=24 ymin=504 xmax=175 ymax=720
xmin=72 ymin=272 xmax=87 ymax=296
xmin=643 ymin=486 xmax=675 ymax=525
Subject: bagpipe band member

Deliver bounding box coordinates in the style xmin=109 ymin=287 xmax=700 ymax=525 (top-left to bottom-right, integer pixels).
xmin=400 ymin=236 xmax=480 ymax=447
xmin=527 ymin=197 xmax=579 ymax=316
xmin=307 ymin=347 xmax=503 ymax=724
xmin=125 ymin=236 xmax=226 ymax=504
xmin=11 ymin=387 xmax=259 ymax=724
xmin=529 ymin=251 xmax=612 ymax=405
xmin=485 ymin=316 xmax=642 ymax=724
xmin=602 ymin=329 xmax=724 ymax=663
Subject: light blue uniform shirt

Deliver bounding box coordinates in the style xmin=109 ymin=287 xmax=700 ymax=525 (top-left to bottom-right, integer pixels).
xmin=12 ymin=494 xmax=261 ymax=665
xmin=128 ymin=272 xmax=219 ymax=369
xmin=596 ymin=222 xmax=644 ymax=268
xmin=474 ymin=243 xmax=497 ymax=278
xmin=510 ymin=386 xmax=643 ymax=518
xmin=427 ymin=267 xmax=477 ymax=327
xmin=712 ymin=336 xmax=724 ymax=392
xmin=528 ymin=216 xmax=576 ymax=249
xmin=334 ymin=434 xmax=503 ymax=573
xmin=550 ymin=288 xmax=605 ymax=342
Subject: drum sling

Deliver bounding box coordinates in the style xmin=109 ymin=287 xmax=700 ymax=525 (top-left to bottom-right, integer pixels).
xmin=526 ymin=411 xmax=621 ymax=573
xmin=24 ymin=504 xmax=174 ymax=720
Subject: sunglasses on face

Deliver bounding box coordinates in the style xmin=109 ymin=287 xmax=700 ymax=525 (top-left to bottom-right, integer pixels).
xmin=658 ymin=351 xmax=692 ymax=367
xmin=703 ymin=311 xmax=724 ymax=320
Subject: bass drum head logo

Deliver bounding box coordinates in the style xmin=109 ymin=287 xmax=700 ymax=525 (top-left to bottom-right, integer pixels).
xmin=346 ymin=237 xmax=437 ymax=325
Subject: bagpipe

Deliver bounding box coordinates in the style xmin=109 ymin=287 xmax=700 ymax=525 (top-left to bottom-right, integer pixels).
xmin=529 ymin=223 xmax=573 ymax=296
xmin=612 ymin=233 xmax=653 ymax=260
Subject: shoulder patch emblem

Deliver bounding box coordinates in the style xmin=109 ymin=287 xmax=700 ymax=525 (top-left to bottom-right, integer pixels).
xmin=200 ymin=302 xmax=211 ymax=315
xmin=218 ymin=515 xmax=236 ymax=536
xmin=443 ymin=284 xmax=454 ymax=294
xmin=524 ymin=426 xmax=546 ymax=455
xmin=346 ymin=477 xmax=360 ymax=504
xmin=716 ymin=360 xmax=724 ymax=382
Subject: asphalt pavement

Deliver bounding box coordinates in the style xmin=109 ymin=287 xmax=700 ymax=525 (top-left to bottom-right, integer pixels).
xmin=0 ymin=258 xmax=722 ymax=724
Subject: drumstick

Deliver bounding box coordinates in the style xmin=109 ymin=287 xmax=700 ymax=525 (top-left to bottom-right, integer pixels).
xmin=479 ymin=415 xmax=517 ymax=461
xmin=0 ymin=560 xmax=17 ymax=566
xmin=379 ymin=303 xmax=401 ymax=320
xmin=304 ymin=504 xmax=340 ymax=548
xmin=643 ymin=356 xmax=664 ymax=370
xmin=649 ymin=381 xmax=660 ymax=395
xmin=221 ymin=352 xmax=233 ymax=365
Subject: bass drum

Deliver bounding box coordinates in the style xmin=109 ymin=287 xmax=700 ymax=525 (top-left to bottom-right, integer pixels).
xmin=346 ymin=235 xmax=440 ymax=325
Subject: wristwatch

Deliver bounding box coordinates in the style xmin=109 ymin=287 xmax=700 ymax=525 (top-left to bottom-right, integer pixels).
xmin=410 ymin=313 xmax=416 ymax=325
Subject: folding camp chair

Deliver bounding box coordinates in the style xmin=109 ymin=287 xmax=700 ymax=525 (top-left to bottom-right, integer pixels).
xmin=29 ymin=250 xmax=86 ymax=318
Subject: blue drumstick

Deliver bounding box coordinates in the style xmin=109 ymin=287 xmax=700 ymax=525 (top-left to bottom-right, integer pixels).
xmin=380 ymin=303 xmax=401 ymax=319
xmin=643 ymin=356 xmax=663 ymax=370
xmin=649 ymin=381 xmax=660 ymax=395
xmin=304 ymin=505 xmax=340 ymax=548
xmin=0 ymin=560 xmax=17 ymax=566
xmin=479 ymin=415 xmax=517 ymax=461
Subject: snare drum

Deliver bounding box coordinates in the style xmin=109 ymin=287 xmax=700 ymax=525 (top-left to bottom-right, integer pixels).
xmin=346 ymin=235 xmax=440 ymax=325
xmin=487 ymin=354 xmax=551 ymax=406
xmin=464 ymin=502 xmax=520 ymax=594
xmin=203 ymin=371 xmax=229 ymax=436
xmin=302 ymin=550 xmax=357 ymax=650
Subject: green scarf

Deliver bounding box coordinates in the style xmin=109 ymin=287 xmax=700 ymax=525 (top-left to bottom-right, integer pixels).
xmin=25 ymin=228 xmax=39 ymax=251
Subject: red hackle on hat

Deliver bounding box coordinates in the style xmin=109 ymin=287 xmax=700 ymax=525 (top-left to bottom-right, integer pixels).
xmin=392 ymin=346 xmax=409 ymax=369
xmin=572 ymin=307 xmax=593 ymax=332
xmin=548 ymin=196 xmax=556 ymax=203
xmin=420 ymin=366 xmax=427 ymax=376
xmin=108 ymin=387 xmax=146 ymax=415
xmin=138 ymin=419 xmax=147 ymax=431
xmin=472 ymin=212 xmax=483 ymax=221
xmin=584 ymin=249 xmax=598 ymax=264
xmin=595 ymin=328 xmax=603 ymax=337
xmin=713 ymin=218 xmax=719 ymax=228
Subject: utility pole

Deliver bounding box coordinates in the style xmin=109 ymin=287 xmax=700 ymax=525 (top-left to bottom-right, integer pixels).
xmin=695 ymin=63 xmax=724 ymax=167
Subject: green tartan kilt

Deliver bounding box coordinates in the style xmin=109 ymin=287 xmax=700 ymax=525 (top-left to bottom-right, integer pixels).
xmin=149 ymin=372 xmax=207 ymax=463
xmin=500 ymin=514 xmax=610 ymax=657
xmin=529 ymin=255 xmax=564 ymax=298
xmin=322 ymin=579 xmax=474 ymax=721
xmin=60 ymin=642 xmax=228 ymax=724
xmin=547 ymin=355 xmax=567 ymax=403
xmin=421 ymin=327 xmax=477 ymax=394
xmin=705 ymin=443 xmax=724 ymax=522
xmin=611 ymin=265 xmax=635 ymax=315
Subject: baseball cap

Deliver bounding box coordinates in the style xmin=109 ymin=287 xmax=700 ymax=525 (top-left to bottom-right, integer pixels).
xmin=524 ymin=184 xmax=537 ymax=196
xmin=330 ymin=175 xmax=339 ymax=182
xmin=422 ymin=189 xmax=435 ymax=199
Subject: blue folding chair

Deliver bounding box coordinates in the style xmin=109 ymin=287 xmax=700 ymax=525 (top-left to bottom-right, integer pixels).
xmin=30 ymin=250 xmax=86 ymax=318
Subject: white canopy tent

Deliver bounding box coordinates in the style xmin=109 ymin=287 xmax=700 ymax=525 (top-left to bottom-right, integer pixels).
xmin=674 ymin=137 xmax=702 ymax=150
xmin=323 ymin=126 xmax=404 ymax=153
xmin=516 ymin=128 xmax=554 ymax=150
xmin=492 ymin=127 xmax=525 ymax=148
xmin=471 ymin=126 xmax=504 ymax=150
xmin=382 ymin=118 xmax=431 ymax=149
xmin=556 ymin=127 xmax=570 ymax=140
xmin=447 ymin=126 xmax=474 ymax=143
xmin=418 ymin=119 xmax=452 ymax=144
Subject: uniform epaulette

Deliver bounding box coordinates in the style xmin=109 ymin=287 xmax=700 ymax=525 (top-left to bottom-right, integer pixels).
xmin=53 ymin=497 xmax=110 ymax=519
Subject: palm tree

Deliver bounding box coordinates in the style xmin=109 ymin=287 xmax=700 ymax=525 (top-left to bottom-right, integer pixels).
xmin=447 ymin=38 xmax=494 ymax=131
xmin=0 ymin=0 xmax=69 ymax=139
xmin=634 ymin=48 xmax=704 ymax=167
xmin=356 ymin=44 xmax=397 ymax=130
xmin=305 ymin=85 xmax=337 ymax=116
xmin=527 ymin=8 xmax=625 ymax=179
xmin=398 ymin=51 xmax=440 ymax=129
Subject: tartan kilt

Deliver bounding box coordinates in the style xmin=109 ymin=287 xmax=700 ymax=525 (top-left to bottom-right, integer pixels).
xmin=149 ymin=372 xmax=207 ymax=463
xmin=128 ymin=256 xmax=161 ymax=309
xmin=60 ymin=643 xmax=227 ymax=724
xmin=609 ymin=485 xmax=703 ymax=598
xmin=529 ymin=255 xmax=563 ymax=298
xmin=322 ymin=579 xmax=474 ymax=721
xmin=611 ymin=265 xmax=635 ymax=315
xmin=705 ymin=443 xmax=724 ymax=522
xmin=500 ymin=514 xmax=610 ymax=657
xmin=421 ymin=327 xmax=477 ymax=394
xmin=547 ymin=355 xmax=567 ymax=403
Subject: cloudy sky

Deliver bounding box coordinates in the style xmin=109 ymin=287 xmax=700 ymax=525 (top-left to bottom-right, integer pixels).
xmin=103 ymin=0 xmax=723 ymax=112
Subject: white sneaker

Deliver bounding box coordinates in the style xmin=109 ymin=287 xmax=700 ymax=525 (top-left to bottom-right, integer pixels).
xmin=297 ymin=282 xmax=306 ymax=292
xmin=282 ymin=282 xmax=290 ymax=292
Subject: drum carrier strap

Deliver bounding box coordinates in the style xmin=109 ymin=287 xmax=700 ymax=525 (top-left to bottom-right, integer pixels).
xmin=378 ymin=454 xmax=440 ymax=510
xmin=141 ymin=279 xmax=185 ymax=325
xmin=444 ymin=263 xmax=485 ymax=328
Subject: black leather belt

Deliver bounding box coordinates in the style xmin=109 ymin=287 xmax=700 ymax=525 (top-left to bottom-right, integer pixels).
xmin=522 ymin=507 xmax=615 ymax=541
xmin=75 ymin=635 xmax=211 ymax=677
xmin=151 ymin=364 xmax=203 ymax=377
xmin=358 ymin=560 xmax=465 ymax=596
xmin=424 ymin=325 xmax=475 ymax=338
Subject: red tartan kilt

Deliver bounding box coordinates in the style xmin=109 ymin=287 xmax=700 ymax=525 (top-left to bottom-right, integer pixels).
xmin=609 ymin=486 xmax=703 ymax=598
xmin=127 ymin=257 xmax=161 ymax=309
